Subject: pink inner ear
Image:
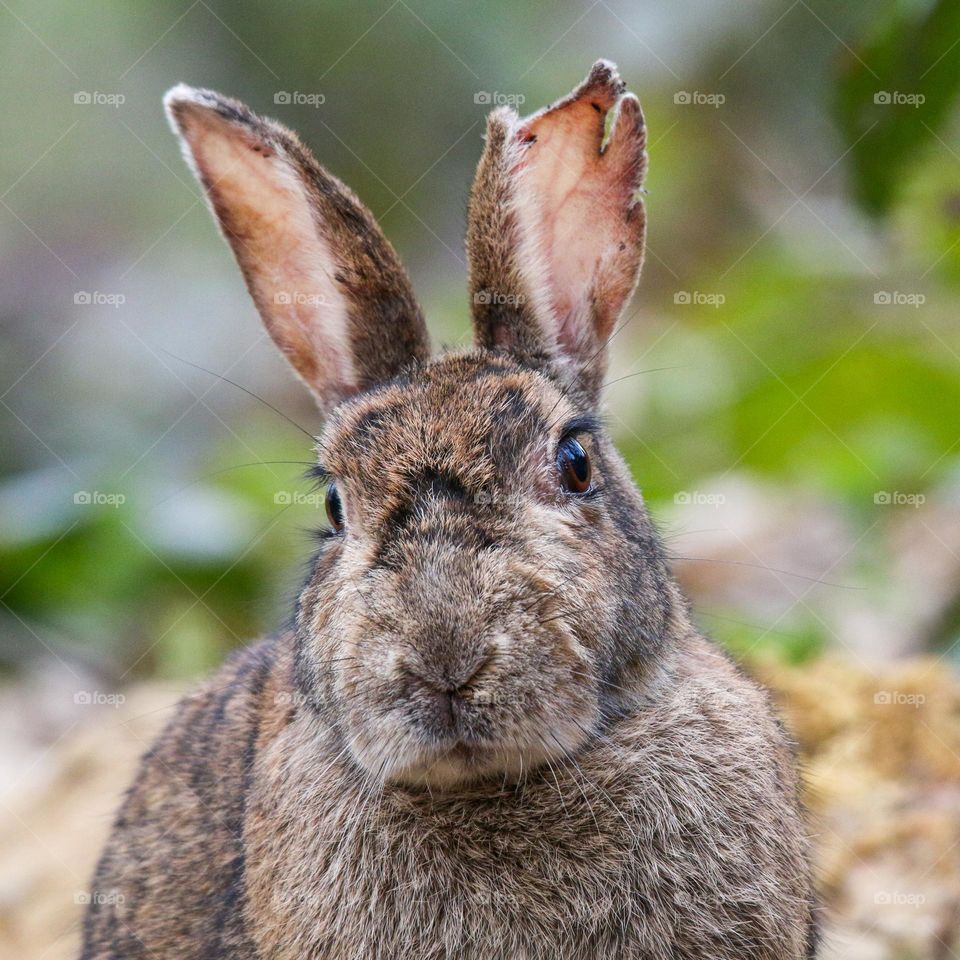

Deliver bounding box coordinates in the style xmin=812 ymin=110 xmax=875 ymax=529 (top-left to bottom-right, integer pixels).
xmin=179 ymin=108 xmax=356 ymax=399
xmin=512 ymin=86 xmax=645 ymax=351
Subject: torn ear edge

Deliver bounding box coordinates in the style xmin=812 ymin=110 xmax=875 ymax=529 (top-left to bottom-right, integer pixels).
xmin=467 ymin=61 xmax=647 ymax=399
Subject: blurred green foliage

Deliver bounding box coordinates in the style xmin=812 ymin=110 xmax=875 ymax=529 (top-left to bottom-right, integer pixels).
xmin=1 ymin=0 xmax=959 ymax=681
xmin=835 ymin=0 xmax=960 ymax=217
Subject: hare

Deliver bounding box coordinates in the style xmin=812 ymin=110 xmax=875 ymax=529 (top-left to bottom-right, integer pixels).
xmin=82 ymin=61 xmax=816 ymax=959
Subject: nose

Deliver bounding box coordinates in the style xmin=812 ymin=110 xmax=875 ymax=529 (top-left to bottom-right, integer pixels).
xmin=403 ymin=655 xmax=491 ymax=727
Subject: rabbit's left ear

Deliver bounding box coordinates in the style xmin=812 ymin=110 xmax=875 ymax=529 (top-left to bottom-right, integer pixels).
xmin=467 ymin=61 xmax=646 ymax=400
xmin=165 ymin=85 xmax=430 ymax=414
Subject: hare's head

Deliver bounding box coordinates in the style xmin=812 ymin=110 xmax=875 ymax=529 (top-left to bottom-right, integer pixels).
xmin=166 ymin=62 xmax=677 ymax=789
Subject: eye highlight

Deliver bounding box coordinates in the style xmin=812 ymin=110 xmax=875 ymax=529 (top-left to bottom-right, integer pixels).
xmin=557 ymin=436 xmax=592 ymax=494
xmin=325 ymin=483 xmax=345 ymax=532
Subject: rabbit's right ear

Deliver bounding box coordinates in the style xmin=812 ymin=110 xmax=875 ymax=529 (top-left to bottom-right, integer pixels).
xmin=466 ymin=61 xmax=646 ymax=400
xmin=165 ymin=85 xmax=430 ymax=413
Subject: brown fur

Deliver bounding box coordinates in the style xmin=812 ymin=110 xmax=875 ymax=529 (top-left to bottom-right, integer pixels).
xmin=82 ymin=63 xmax=816 ymax=959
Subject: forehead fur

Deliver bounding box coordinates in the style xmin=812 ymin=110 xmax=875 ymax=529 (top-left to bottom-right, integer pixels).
xmin=319 ymin=350 xmax=579 ymax=490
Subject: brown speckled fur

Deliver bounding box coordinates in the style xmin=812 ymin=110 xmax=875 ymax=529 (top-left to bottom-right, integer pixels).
xmin=82 ymin=63 xmax=817 ymax=959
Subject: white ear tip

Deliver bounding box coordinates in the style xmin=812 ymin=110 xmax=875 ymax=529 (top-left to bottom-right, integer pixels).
xmin=617 ymin=92 xmax=643 ymax=117
xmin=164 ymin=83 xmax=203 ymax=112
xmin=164 ymin=84 xmax=198 ymax=129
xmin=162 ymin=84 xmax=228 ymax=132
xmin=164 ymin=82 xmax=198 ymax=103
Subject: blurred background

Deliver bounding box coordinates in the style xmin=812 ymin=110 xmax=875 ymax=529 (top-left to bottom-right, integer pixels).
xmin=1 ymin=0 xmax=959 ymax=957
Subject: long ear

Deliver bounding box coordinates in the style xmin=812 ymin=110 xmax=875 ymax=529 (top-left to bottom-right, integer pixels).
xmin=164 ymin=85 xmax=430 ymax=413
xmin=466 ymin=61 xmax=646 ymax=399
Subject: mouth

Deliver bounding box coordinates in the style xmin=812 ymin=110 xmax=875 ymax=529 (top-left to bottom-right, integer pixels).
xmin=374 ymin=726 xmax=589 ymax=791
xmin=342 ymin=659 xmax=602 ymax=790
xmin=380 ymin=737 xmax=502 ymax=789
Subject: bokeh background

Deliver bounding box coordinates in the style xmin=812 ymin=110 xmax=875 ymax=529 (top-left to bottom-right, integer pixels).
xmin=2 ymin=0 xmax=960 ymax=957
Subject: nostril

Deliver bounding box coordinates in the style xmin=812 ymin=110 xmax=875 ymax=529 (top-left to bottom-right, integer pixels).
xmin=433 ymin=687 xmax=455 ymax=726
xmin=406 ymin=675 xmax=458 ymax=727
xmin=401 ymin=653 xmax=493 ymax=726
xmin=402 ymin=653 xmax=493 ymax=695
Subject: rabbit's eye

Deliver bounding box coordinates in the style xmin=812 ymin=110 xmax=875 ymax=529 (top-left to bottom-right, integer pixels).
xmin=557 ymin=437 xmax=592 ymax=494
xmin=325 ymin=484 xmax=345 ymax=532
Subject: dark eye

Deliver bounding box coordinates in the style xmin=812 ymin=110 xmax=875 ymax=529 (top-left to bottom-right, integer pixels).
xmin=325 ymin=483 xmax=345 ymax=532
xmin=557 ymin=436 xmax=592 ymax=494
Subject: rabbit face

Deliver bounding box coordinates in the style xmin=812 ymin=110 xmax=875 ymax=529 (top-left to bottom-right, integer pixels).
xmin=166 ymin=60 xmax=655 ymax=788
xmin=293 ymin=351 xmax=672 ymax=788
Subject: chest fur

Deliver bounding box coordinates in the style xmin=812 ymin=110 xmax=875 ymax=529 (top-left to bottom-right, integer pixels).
xmin=241 ymin=714 xmax=806 ymax=960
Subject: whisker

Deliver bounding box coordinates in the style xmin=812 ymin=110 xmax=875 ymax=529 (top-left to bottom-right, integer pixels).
xmin=548 ymin=730 xmax=603 ymax=842
xmin=568 ymin=718 xmax=641 ymax=847
xmin=601 ymin=363 xmax=688 ymax=390
xmin=162 ymin=348 xmax=317 ymax=441
xmin=665 ymin=553 xmax=860 ymax=590
xmin=542 ymin=311 xmax=640 ymax=427
xmin=150 ymin=460 xmax=317 ymax=511
xmin=520 ymin=568 xmax=582 ymax=614
xmin=565 ymin=668 xmax=636 ymax=699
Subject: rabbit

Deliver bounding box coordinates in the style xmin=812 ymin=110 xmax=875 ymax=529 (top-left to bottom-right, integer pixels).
xmin=81 ymin=61 xmax=817 ymax=959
